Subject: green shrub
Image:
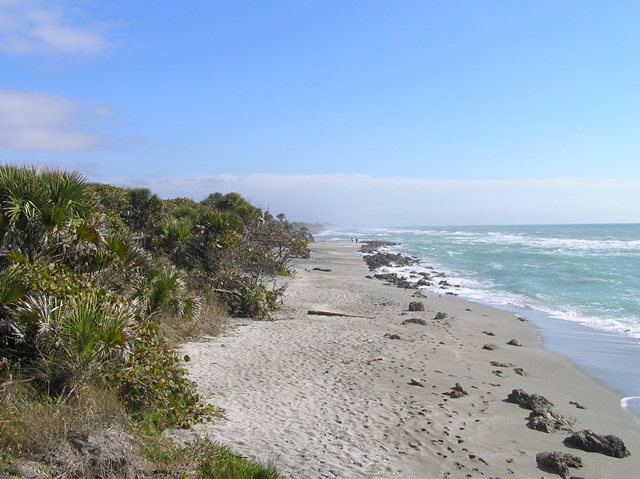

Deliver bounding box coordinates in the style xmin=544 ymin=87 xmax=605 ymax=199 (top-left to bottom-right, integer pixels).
xmin=114 ymin=318 xmax=216 ymax=432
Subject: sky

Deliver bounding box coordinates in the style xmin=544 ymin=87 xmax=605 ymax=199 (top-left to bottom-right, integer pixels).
xmin=0 ymin=0 xmax=639 ymax=226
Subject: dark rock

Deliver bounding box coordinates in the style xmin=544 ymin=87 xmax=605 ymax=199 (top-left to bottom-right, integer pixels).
xmin=409 ymin=378 xmax=425 ymax=387
xmin=491 ymin=361 xmax=516 ymax=367
xmin=482 ymin=330 xmax=495 ymax=336
xmin=412 ymin=290 xmax=428 ymax=298
xmin=507 ymin=339 xmax=523 ymax=346
xmin=434 ymin=312 xmax=447 ymax=319
xmin=528 ymin=409 xmax=574 ymax=433
xmin=358 ymin=241 xmax=399 ymax=254
xmin=408 ymin=301 xmax=425 ymax=311
xmin=482 ymin=343 xmax=498 ymax=351
xmin=492 ymin=369 xmax=505 ymax=377
xmin=384 ymin=333 xmax=402 ymax=340
xmin=506 ymin=389 xmax=554 ymax=411
xmin=563 ymin=430 xmax=631 ymax=458
xmin=452 ymin=383 xmax=468 ymax=395
xmin=569 ymin=401 xmax=586 ymax=410
xmin=364 ymin=251 xmax=418 ymax=270
xmin=513 ymin=367 xmax=527 ymax=376
xmin=535 ymin=451 xmax=583 ymax=478
xmin=402 ymin=317 xmax=427 ymax=326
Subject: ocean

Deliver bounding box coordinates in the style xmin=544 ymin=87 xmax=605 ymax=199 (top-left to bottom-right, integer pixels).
xmin=316 ymin=224 xmax=640 ymax=417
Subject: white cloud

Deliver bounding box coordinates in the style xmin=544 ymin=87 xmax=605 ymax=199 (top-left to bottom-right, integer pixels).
xmin=116 ymin=174 xmax=640 ymax=226
xmin=0 ymin=1 xmax=113 ymax=55
xmin=0 ymin=88 xmax=109 ymax=151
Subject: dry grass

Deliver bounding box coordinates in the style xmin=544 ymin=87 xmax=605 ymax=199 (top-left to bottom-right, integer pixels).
xmin=0 ymin=379 xmax=128 ymax=456
xmin=160 ymin=297 xmax=230 ymax=347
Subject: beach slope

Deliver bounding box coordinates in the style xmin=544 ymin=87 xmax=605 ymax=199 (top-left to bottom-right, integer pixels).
xmin=183 ymin=241 xmax=640 ymax=478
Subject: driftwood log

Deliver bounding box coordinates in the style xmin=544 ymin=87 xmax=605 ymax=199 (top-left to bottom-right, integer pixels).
xmin=307 ymin=310 xmax=375 ymax=319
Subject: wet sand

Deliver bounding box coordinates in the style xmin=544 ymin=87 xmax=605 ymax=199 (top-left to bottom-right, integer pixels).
xmin=182 ymin=241 xmax=640 ymax=478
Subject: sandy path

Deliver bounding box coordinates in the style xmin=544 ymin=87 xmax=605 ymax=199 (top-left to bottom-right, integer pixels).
xmin=181 ymin=241 xmax=640 ymax=478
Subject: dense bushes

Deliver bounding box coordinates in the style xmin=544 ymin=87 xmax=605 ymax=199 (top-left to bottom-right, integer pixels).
xmin=0 ymin=165 xmax=306 ymax=477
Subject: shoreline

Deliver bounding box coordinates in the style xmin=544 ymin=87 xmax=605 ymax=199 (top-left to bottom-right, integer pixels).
xmin=182 ymin=241 xmax=640 ymax=478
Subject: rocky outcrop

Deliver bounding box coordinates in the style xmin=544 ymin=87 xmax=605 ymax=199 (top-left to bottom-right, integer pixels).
xmin=563 ymin=430 xmax=631 ymax=458
xmin=506 ymin=389 xmax=573 ymax=433
xmin=358 ymin=241 xmax=399 ymax=254
xmin=535 ymin=451 xmax=583 ymax=478
xmin=506 ymin=389 xmax=554 ymax=411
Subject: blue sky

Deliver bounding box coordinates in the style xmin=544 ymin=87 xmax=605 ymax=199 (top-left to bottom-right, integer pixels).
xmin=0 ymin=0 xmax=638 ymax=225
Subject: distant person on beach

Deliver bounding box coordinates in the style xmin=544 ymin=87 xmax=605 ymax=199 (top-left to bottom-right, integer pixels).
xmin=355 ymin=238 xmax=358 ymax=243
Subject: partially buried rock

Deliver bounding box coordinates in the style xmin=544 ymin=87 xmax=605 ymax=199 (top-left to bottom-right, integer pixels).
xmin=491 ymin=360 xmax=516 ymax=368
xmin=408 ymin=301 xmax=425 ymax=311
xmin=452 ymin=383 xmax=468 ymax=395
xmin=507 ymin=339 xmax=523 ymax=346
xmin=528 ymin=409 xmax=574 ymax=433
xmin=384 ymin=333 xmax=402 ymax=340
xmin=535 ymin=451 xmax=583 ymax=478
xmin=412 ymin=290 xmax=428 ymax=298
xmin=482 ymin=330 xmax=495 ymax=336
xmin=410 ymin=378 xmax=425 ymax=387
xmin=482 ymin=343 xmax=498 ymax=351
xmin=402 ymin=317 xmax=427 ymax=326
xmin=434 ymin=312 xmax=447 ymax=319
xmin=506 ymin=389 xmax=554 ymax=411
xmin=513 ymin=367 xmax=527 ymax=376
xmin=563 ymin=430 xmax=631 ymax=458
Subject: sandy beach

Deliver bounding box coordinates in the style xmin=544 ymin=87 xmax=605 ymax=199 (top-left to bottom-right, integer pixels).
xmin=181 ymin=241 xmax=640 ymax=478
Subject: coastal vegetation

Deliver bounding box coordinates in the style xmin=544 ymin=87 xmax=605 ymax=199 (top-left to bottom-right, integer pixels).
xmin=0 ymin=165 xmax=308 ymax=478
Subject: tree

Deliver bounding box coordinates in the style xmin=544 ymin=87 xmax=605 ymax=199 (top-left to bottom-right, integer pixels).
xmin=276 ymin=213 xmax=286 ymax=222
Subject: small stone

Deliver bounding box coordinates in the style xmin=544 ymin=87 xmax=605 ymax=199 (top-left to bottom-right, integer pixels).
xmin=513 ymin=368 xmax=527 ymax=376
xmin=410 ymin=378 xmax=425 ymax=387
xmin=482 ymin=343 xmax=498 ymax=351
xmin=434 ymin=312 xmax=447 ymax=319
xmin=507 ymin=339 xmax=523 ymax=346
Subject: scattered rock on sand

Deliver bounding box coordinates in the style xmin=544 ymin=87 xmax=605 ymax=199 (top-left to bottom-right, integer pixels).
xmin=402 ymin=317 xmax=427 ymax=326
xmin=410 ymin=378 xmax=425 ymax=387
xmin=412 ymin=290 xmax=428 ymax=298
xmin=507 ymin=339 xmax=523 ymax=346
xmin=482 ymin=343 xmax=498 ymax=351
xmin=513 ymin=367 xmax=527 ymax=376
xmin=434 ymin=312 xmax=447 ymax=319
xmin=506 ymin=389 xmax=554 ymax=411
xmin=491 ymin=360 xmax=516 ymax=368
xmin=492 ymin=369 xmax=505 ymax=377
xmin=408 ymin=301 xmax=425 ymax=311
xmin=528 ymin=409 xmax=574 ymax=433
xmin=569 ymin=401 xmax=586 ymax=409
xmin=563 ymin=430 xmax=631 ymax=458
xmin=451 ymin=383 xmax=468 ymax=397
xmin=482 ymin=330 xmax=495 ymax=336
xmin=384 ymin=333 xmax=402 ymax=340
xmin=535 ymin=451 xmax=583 ymax=478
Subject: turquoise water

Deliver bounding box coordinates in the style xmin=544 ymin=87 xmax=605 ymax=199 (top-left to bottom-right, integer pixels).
xmin=316 ymin=224 xmax=640 ymax=414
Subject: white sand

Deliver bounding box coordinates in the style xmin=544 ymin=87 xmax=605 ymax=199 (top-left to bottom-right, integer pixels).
xmin=181 ymin=241 xmax=640 ymax=478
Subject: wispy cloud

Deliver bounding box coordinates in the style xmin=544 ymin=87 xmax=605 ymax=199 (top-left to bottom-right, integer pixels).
xmin=0 ymin=0 xmax=113 ymax=55
xmin=114 ymin=174 xmax=640 ymax=226
xmin=0 ymin=88 xmax=111 ymax=151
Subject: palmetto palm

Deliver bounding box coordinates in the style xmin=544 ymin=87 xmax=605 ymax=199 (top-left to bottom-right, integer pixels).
xmin=0 ymin=165 xmax=103 ymax=264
